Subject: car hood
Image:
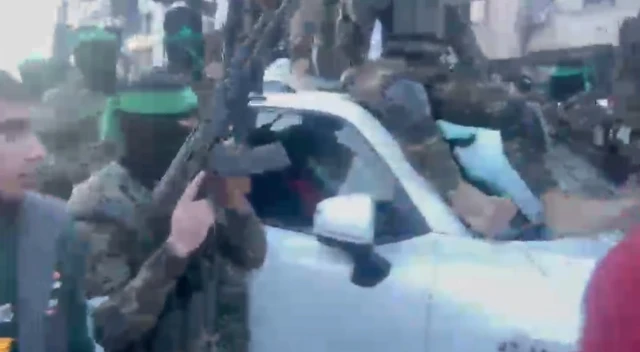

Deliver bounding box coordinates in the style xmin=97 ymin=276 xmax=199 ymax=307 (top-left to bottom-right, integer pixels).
xmin=427 ymin=234 xmax=615 ymax=350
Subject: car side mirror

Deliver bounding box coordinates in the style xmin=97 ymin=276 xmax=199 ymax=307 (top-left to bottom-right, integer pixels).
xmin=313 ymin=194 xmax=390 ymax=288
xmin=312 ymin=194 xmax=375 ymax=245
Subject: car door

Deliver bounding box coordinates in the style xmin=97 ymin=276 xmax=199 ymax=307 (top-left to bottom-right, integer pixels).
xmin=426 ymin=234 xmax=587 ymax=352
xmin=248 ymin=108 xmax=438 ymax=352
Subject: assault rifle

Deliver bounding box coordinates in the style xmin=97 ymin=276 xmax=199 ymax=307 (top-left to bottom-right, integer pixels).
xmin=149 ymin=2 xmax=295 ymax=351
xmin=150 ymin=0 xmax=295 ymax=219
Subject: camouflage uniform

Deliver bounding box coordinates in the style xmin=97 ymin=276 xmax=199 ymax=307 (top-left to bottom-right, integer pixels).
xmin=337 ymin=0 xmax=558 ymax=219
xmin=289 ymin=0 xmax=348 ymax=78
xmin=336 ymin=0 xmax=389 ymax=65
xmin=342 ymin=61 xmax=462 ymax=201
xmin=33 ymin=69 xmax=118 ymax=199
xmin=68 ymin=162 xmax=266 ymax=351
xmin=337 ymin=0 xmax=486 ymax=73
xmin=344 ymin=60 xmax=560 ymax=231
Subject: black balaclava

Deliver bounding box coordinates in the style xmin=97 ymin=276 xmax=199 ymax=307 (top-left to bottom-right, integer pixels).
xmin=110 ymin=70 xmax=199 ymax=189
xmin=73 ymin=26 xmax=121 ymax=95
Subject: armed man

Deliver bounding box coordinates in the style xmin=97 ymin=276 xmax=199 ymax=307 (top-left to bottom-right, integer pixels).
xmin=335 ymin=1 xmax=525 ymax=236
xmin=33 ymin=24 xmax=124 ymax=199
xmin=68 ymin=69 xmax=266 ymax=351
xmin=336 ymin=0 xmax=640 ymax=237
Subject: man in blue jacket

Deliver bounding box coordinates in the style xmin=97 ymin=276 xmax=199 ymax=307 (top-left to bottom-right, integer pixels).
xmin=0 ymin=69 xmax=94 ymax=351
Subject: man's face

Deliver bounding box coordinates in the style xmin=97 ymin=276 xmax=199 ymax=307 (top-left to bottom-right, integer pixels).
xmin=0 ymin=99 xmax=46 ymax=200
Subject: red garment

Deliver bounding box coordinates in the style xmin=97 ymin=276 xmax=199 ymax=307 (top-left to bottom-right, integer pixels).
xmin=288 ymin=180 xmax=323 ymax=217
xmin=580 ymin=226 xmax=640 ymax=352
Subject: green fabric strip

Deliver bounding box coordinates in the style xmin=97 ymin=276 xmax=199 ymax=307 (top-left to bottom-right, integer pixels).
xmin=100 ymin=88 xmax=198 ymax=142
xmin=18 ymin=56 xmax=48 ymax=69
xmin=74 ymin=28 xmax=118 ymax=44
xmin=117 ymin=88 xmax=198 ymax=115
xmin=163 ymin=26 xmax=203 ymax=43
xmin=100 ymin=98 xmax=120 ymax=142
xmin=551 ymin=65 xmax=592 ymax=77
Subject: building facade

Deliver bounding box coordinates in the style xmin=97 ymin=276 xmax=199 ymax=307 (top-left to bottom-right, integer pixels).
xmin=471 ymin=0 xmax=640 ymax=60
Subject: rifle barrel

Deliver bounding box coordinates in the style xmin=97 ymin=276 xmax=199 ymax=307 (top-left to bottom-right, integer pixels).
xmin=149 ymin=0 xmax=294 ymax=220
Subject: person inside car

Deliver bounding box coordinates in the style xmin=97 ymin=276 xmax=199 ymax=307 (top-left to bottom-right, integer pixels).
xmin=247 ymin=115 xmax=352 ymax=225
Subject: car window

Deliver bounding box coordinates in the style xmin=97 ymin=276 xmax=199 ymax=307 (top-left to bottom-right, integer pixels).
xmin=247 ymin=107 xmax=429 ymax=243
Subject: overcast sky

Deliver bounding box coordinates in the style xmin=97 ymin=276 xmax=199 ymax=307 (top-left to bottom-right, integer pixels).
xmin=0 ymin=0 xmax=58 ymax=77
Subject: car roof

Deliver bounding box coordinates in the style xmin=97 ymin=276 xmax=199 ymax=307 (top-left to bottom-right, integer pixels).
xmin=249 ymin=91 xmax=372 ymax=126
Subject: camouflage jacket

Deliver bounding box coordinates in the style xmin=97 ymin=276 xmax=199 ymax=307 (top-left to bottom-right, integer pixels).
xmin=344 ymin=60 xmax=462 ymax=201
xmin=33 ymin=69 xmax=117 ymax=198
xmin=67 ymin=162 xmax=266 ymax=351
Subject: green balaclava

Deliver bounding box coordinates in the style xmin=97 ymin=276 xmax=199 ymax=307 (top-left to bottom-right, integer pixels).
xmin=100 ymin=72 xmax=199 ymax=143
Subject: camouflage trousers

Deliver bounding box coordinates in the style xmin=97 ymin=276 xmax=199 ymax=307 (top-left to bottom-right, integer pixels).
xmin=336 ymin=0 xmax=389 ymax=67
xmin=290 ymin=0 xmax=349 ymax=78
xmin=145 ymin=260 xmax=249 ymax=352
xmin=214 ymin=261 xmax=249 ymax=352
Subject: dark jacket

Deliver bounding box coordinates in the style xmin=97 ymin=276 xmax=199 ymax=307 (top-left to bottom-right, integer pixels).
xmin=11 ymin=192 xmax=93 ymax=352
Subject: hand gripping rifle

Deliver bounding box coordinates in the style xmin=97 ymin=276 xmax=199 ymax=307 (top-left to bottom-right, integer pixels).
xmin=149 ymin=2 xmax=295 ymax=350
xmin=150 ymin=0 xmax=295 ymax=220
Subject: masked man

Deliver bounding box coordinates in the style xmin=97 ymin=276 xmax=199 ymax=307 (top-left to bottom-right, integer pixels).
xmin=68 ymin=69 xmax=266 ymax=351
xmin=33 ymin=25 xmax=123 ymax=199
xmin=0 ymin=70 xmax=93 ymax=351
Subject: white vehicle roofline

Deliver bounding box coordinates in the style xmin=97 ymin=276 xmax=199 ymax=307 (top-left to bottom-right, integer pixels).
xmin=250 ymin=91 xmax=470 ymax=237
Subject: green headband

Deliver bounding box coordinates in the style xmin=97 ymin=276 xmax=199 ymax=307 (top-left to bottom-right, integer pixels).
xmin=19 ymin=55 xmax=48 ymax=70
xmin=75 ymin=27 xmax=118 ymax=45
xmin=163 ymin=26 xmax=205 ymax=80
xmin=116 ymin=88 xmax=198 ymax=115
xmin=100 ymin=88 xmax=198 ymax=142
xmin=164 ymin=26 xmax=203 ymax=44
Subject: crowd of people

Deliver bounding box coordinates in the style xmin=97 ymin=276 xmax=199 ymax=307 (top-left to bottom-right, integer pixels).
xmin=0 ymin=0 xmax=639 ymax=350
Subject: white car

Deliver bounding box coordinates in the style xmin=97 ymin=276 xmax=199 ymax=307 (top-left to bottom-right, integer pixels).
xmin=246 ymin=91 xmax=617 ymax=352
